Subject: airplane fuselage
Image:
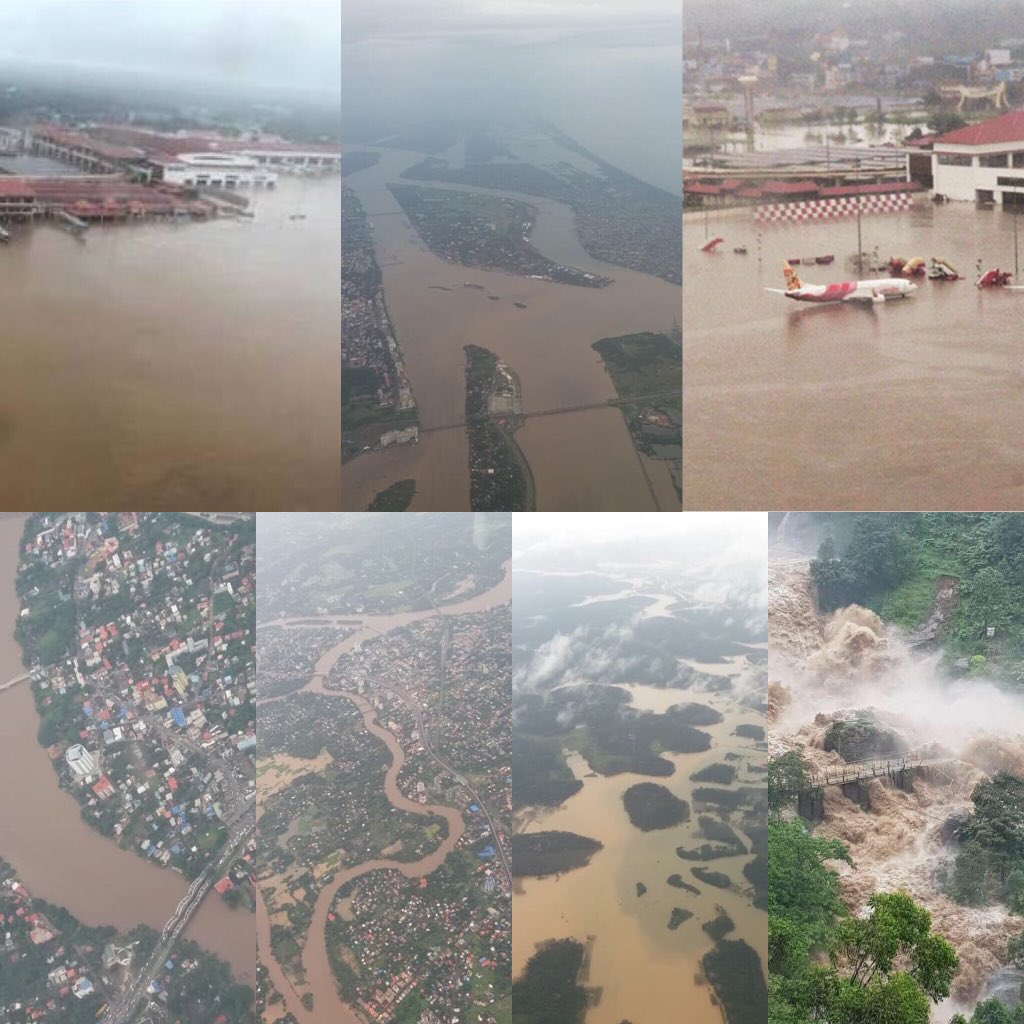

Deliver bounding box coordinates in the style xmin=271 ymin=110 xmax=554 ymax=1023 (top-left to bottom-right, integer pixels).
xmin=785 ymin=278 xmax=917 ymax=303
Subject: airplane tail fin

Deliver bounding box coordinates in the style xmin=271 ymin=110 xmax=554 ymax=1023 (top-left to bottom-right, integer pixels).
xmin=783 ymin=261 xmax=802 ymax=291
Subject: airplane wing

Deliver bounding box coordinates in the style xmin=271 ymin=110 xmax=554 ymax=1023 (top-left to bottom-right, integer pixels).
xmin=764 ymin=288 xmax=790 ymax=295
xmin=843 ymin=292 xmax=884 ymax=305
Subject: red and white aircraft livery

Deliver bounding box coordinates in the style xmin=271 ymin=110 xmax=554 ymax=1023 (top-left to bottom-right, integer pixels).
xmin=766 ymin=262 xmax=917 ymax=305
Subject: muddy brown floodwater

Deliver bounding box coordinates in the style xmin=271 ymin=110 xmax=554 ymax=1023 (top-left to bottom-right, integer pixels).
xmin=684 ymin=202 xmax=1024 ymax=510
xmin=0 ymin=515 xmax=254 ymax=984
xmin=256 ymin=561 xmax=511 ymax=1021
xmin=341 ymin=147 xmax=681 ymax=511
xmin=0 ymin=178 xmax=341 ymax=509
xmin=513 ymin=681 xmax=768 ymax=1024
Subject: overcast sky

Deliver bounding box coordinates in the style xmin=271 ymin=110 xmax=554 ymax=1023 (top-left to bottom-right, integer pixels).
xmin=0 ymin=2 xmax=341 ymax=100
xmin=342 ymin=0 xmax=681 ymax=47
xmin=341 ymin=0 xmax=681 ymax=192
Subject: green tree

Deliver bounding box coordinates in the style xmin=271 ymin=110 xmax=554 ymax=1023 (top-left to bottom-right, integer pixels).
xmin=830 ymin=892 xmax=957 ymax=1003
xmin=951 ymin=842 xmax=991 ymax=905
xmin=769 ymin=751 xmax=810 ymax=818
xmin=965 ymin=774 xmax=1024 ymax=880
xmin=769 ymin=820 xmax=851 ymax=977
xmin=930 ymin=112 xmax=968 ymax=135
xmin=966 ymin=566 xmax=1011 ymax=639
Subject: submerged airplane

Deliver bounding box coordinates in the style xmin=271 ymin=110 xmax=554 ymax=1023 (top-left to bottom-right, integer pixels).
xmin=766 ymin=262 xmax=917 ymax=305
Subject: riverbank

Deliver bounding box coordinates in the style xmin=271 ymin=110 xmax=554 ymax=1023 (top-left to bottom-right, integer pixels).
xmin=340 ymin=147 xmax=678 ymax=511
xmin=0 ymin=515 xmax=254 ymax=984
xmin=256 ymin=563 xmax=512 ymax=1022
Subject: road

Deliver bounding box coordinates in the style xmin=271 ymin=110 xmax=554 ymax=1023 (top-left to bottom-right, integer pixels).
xmin=0 ymin=672 xmax=30 ymax=693
xmin=101 ymin=804 xmax=255 ymax=1024
xmin=417 ymin=389 xmax=683 ymax=435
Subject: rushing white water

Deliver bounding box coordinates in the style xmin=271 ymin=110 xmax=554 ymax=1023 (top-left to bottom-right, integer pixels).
xmin=769 ymin=556 xmax=1024 ymax=1014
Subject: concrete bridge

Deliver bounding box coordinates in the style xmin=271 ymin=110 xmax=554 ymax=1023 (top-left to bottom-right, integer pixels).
xmin=798 ymin=755 xmax=961 ymax=821
xmin=0 ymin=673 xmax=31 ymax=694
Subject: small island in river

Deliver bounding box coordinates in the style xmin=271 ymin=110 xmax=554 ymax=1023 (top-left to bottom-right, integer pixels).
xmin=622 ymin=782 xmax=690 ymax=832
xmin=510 ymin=831 xmax=603 ymax=877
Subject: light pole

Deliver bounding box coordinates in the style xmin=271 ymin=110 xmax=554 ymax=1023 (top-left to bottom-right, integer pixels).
xmin=855 ymin=157 xmax=863 ymax=276
xmin=1014 ymin=191 xmax=1020 ymax=279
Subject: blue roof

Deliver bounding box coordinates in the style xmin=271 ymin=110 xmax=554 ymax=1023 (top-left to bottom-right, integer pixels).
xmin=170 ymin=707 xmax=187 ymax=727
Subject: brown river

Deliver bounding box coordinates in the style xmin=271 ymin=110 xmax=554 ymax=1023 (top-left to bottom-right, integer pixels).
xmin=683 ymin=202 xmax=1024 ymax=510
xmin=256 ymin=561 xmax=511 ymax=1021
xmin=513 ymin=681 xmax=768 ymax=1024
xmin=340 ymin=148 xmax=681 ymax=511
xmin=0 ymin=515 xmax=255 ymax=983
xmin=0 ymin=178 xmax=341 ymax=510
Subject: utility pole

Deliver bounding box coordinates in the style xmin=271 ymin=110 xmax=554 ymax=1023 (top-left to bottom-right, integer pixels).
xmin=1014 ymin=192 xmax=1020 ymax=279
xmin=855 ymin=156 xmax=863 ymax=276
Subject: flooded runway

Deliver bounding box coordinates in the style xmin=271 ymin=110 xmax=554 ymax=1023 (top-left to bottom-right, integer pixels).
xmin=0 ymin=179 xmax=341 ymax=509
xmin=683 ymin=202 xmax=1024 ymax=509
xmin=342 ymin=148 xmax=680 ymax=510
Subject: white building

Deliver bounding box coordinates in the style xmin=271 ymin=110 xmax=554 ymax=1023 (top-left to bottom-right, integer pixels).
xmin=65 ymin=743 xmax=96 ymax=777
xmin=158 ymin=152 xmax=277 ymax=189
xmin=932 ymin=110 xmax=1024 ymax=205
xmin=237 ymin=146 xmax=341 ymax=172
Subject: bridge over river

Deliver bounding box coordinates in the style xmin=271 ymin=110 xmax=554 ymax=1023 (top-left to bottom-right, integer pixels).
xmin=798 ymin=754 xmax=964 ymax=821
xmin=0 ymin=672 xmax=31 ymax=693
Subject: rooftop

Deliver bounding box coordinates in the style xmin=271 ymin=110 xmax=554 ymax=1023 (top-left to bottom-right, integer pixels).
xmin=936 ymin=109 xmax=1024 ymax=147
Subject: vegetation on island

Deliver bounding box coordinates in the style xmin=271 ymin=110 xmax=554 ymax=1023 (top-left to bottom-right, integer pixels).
xmin=703 ymin=939 xmax=768 ymax=1024
xmin=389 ymin=183 xmax=609 ymax=287
xmin=621 ymin=782 xmax=690 ymax=832
xmin=592 ymin=331 xmax=682 ymax=503
xmin=668 ymin=907 xmax=693 ymax=930
xmin=366 ymin=478 xmax=416 ymax=511
xmin=511 ymin=939 xmax=589 ymax=1024
xmin=510 ymin=831 xmax=603 ymax=877
xmin=464 ymin=344 xmax=535 ymax=512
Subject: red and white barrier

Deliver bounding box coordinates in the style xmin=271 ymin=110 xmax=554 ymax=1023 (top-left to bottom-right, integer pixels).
xmin=754 ymin=192 xmax=914 ymax=224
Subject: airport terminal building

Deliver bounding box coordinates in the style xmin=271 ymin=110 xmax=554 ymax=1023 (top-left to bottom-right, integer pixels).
xmin=931 ymin=109 xmax=1024 ymax=205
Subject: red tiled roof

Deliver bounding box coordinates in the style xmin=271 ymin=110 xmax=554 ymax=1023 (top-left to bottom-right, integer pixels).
xmin=760 ymin=180 xmax=821 ymax=195
xmin=936 ymin=110 xmax=1024 ymax=147
xmin=0 ymin=179 xmax=34 ymax=198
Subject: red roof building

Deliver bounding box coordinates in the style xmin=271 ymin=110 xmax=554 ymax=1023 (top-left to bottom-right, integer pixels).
xmin=932 ymin=109 xmax=1024 ymax=203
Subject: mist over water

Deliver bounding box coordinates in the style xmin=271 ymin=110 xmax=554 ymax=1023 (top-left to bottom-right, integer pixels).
xmin=770 ymin=557 xmax=1024 ymax=1015
xmin=342 ymin=20 xmax=680 ymax=193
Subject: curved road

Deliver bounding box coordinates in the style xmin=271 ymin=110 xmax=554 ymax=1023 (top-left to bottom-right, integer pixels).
xmin=257 ymin=564 xmax=511 ymax=1023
